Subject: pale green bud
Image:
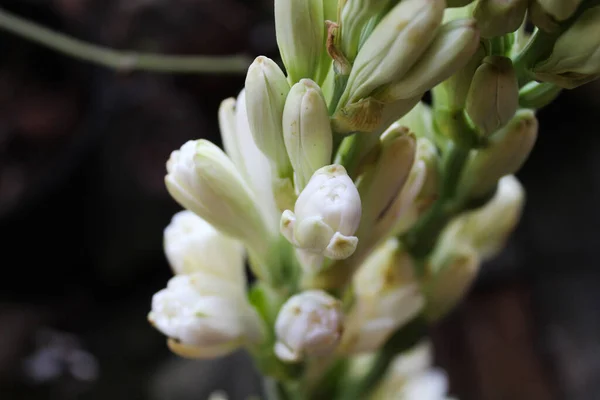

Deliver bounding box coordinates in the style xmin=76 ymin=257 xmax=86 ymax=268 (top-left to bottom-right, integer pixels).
xmin=357 ymin=127 xmax=416 ymax=236
xmin=432 ymin=44 xmax=486 ymax=112
xmin=275 ymin=0 xmax=326 ymax=84
xmin=274 ymin=290 xmax=343 ymax=362
xmin=377 ymin=19 xmax=480 ymax=102
xmin=165 ymin=140 xmax=272 ymax=255
xmin=528 ymin=1 xmax=559 ymax=33
xmin=339 ymin=238 xmax=424 ymax=354
xmin=164 ymin=211 xmax=244 ymax=287
xmin=339 ymin=0 xmax=395 ymax=62
xmin=518 ymin=81 xmax=562 ymax=109
xmin=148 ymin=273 xmax=264 ymax=359
xmin=218 ymin=92 xmax=281 ymax=230
xmin=444 ymin=175 xmax=524 ymax=261
xmin=283 ymin=79 xmax=333 ymax=191
xmin=465 ymin=56 xmax=519 ymax=137
xmin=531 ymin=6 xmax=600 ymax=89
xmin=281 ymin=165 xmax=362 ymax=260
xmin=458 ymin=110 xmax=538 ymax=199
xmin=537 ymin=0 xmax=583 ymax=21
xmin=396 ymin=102 xmax=435 ymax=141
xmin=340 ymin=0 xmax=445 ymax=105
xmin=473 ymin=0 xmax=528 ymax=38
xmin=245 ymin=56 xmax=292 ymax=178
xmin=424 ymin=244 xmax=481 ymax=321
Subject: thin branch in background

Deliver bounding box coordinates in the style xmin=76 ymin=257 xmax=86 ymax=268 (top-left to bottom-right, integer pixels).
xmin=0 ymin=7 xmax=251 ymax=74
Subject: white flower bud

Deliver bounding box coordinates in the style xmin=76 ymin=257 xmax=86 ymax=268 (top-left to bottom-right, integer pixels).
xmin=340 ymin=238 xmax=424 ymax=354
xmin=378 ymin=18 xmax=480 ymax=102
xmin=148 ymin=274 xmax=264 ymax=359
xmin=245 ymin=57 xmax=293 ymax=178
xmin=280 ymin=165 xmax=361 ymax=260
xmin=458 ymin=109 xmax=537 ymax=199
xmin=283 ymin=79 xmax=333 ymax=191
xmin=473 ymin=0 xmax=529 ymax=38
xmin=340 ymin=0 xmax=445 ymax=106
xmin=537 ymin=0 xmax=583 ymax=21
xmin=532 ymin=6 xmax=600 ymax=89
xmin=424 ymin=244 xmax=481 ymax=321
xmin=163 ymin=211 xmax=244 ymax=287
xmin=372 ymin=341 xmax=449 ymax=400
xmin=218 ymin=92 xmax=280 ymax=231
xmin=445 ymin=175 xmax=524 ymax=261
xmin=465 ymin=56 xmax=519 ymax=137
xmin=357 ymin=126 xmax=416 ymax=237
xmin=274 ymin=290 xmax=343 ymax=362
xmin=275 ymin=0 xmax=326 ymax=84
xmin=165 ymin=139 xmax=272 ymax=256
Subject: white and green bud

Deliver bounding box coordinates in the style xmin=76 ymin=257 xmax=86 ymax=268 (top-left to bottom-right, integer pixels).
xmin=537 ymin=0 xmax=583 ymax=21
xmin=458 ymin=109 xmax=538 ymax=199
xmin=245 ymin=56 xmax=292 ymax=178
xmin=357 ymin=126 xmax=416 ymax=236
xmin=148 ymin=273 xmax=264 ymax=359
xmin=424 ymin=244 xmax=481 ymax=321
xmin=282 ymin=79 xmax=333 ymax=191
xmin=218 ymin=92 xmax=280 ymax=230
xmin=465 ymin=56 xmax=519 ymax=137
xmin=339 ymin=238 xmax=424 ymax=354
xmin=275 ymin=0 xmax=326 ymax=84
xmin=377 ymin=18 xmax=480 ymax=102
xmin=165 ymin=140 xmax=272 ymax=255
xmin=339 ymin=0 xmax=395 ymax=62
xmin=281 ymin=165 xmax=362 ymax=260
xmin=531 ymin=6 xmax=600 ymax=89
xmin=432 ymin=44 xmax=486 ymax=112
xmin=445 ymin=175 xmax=524 ymax=261
xmin=164 ymin=211 xmax=245 ymax=287
xmin=372 ymin=342 xmax=449 ymax=400
xmin=473 ymin=0 xmax=528 ymax=38
xmin=274 ymin=290 xmax=343 ymax=362
xmin=340 ymin=0 xmax=445 ymax=106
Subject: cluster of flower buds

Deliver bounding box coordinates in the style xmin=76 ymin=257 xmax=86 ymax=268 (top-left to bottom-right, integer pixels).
xmin=147 ymin=0 xmax=600 ymax=398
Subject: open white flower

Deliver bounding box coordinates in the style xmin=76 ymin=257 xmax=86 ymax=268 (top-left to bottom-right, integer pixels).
xmin=164 ymin=211 xmax=244 ymax=287
xmin=274 ymin=290 xmax=343 ymax=362
xmin=148 ymin=273 xmax=264 ymax=359
xmin=280 ymin=165 xmax=361 ymax=260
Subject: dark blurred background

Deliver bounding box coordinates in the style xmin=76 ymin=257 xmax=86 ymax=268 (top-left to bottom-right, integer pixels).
xmin=0 ymin=1 xmax=598 ymax=399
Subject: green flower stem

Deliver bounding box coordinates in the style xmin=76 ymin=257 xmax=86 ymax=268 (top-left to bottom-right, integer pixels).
xmin=0 ymin=7 xmax=251 ymax=74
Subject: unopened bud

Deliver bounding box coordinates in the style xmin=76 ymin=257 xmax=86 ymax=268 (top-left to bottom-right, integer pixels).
xmin=148 ymin=274 xmax=264 ymax=359
xmin=465 ymin=56 xmax=519 ymax=137
xmin=537 ymin=0 xmax=583 ymax=21
xmin=164 ymin=211 xmax=244 ymax=286
xmin=281 ymin=165 xmax=361 ymax=260
xmin=282 ymin=79 xmax=333 ymax=190
xmin=531 ymin=6 xmax=600 ymax=89
xmin=274 ymin=290 xmax=343 ymax=362
xmin=357 ymin=127 xmax=416 ymax=235
xmin=458 ymin=110 xmax=538 ymax=199
xmin=340 ymin=0 xmax=445 ymax=105
xmin=275 ymin=0 xmax=326 ymax=84
xmin=165 ymin=140 xmax=272 ymax=255
xmin=529 ymin=1 xmax=559 ymax=32
xmin=245 ymin=57 xmax=292 ymax=178
xmin=340 ymin=238 xmax=424 ymax=354
xmin=473 ymin=0 xmax=528 ymax=38
xmin=339 ymin=0 xmax=395 ymax=62
xmin=378 ymin=19 xmax=480 ymax=102
xmin=446 ymin=175 xmax=524 ymax=261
